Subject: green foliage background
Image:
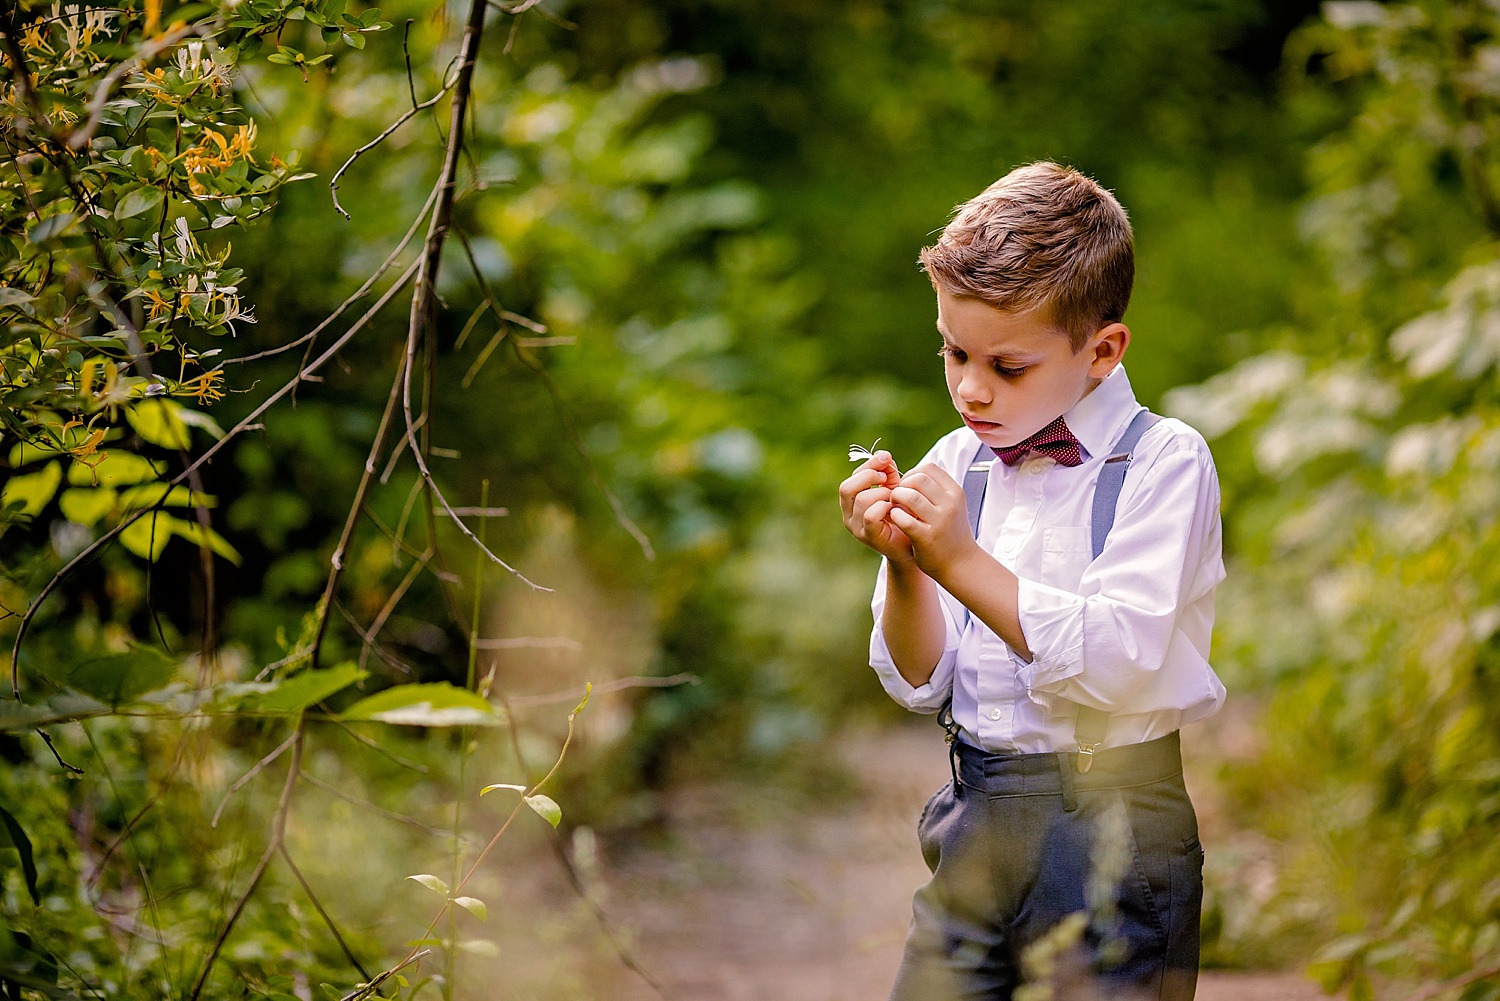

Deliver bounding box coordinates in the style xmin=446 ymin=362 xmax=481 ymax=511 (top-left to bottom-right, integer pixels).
xmin=4 ymin=0 xmax=1500 ymax=997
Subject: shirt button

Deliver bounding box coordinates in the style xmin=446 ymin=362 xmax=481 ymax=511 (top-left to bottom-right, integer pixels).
xmin=989 ymin=708 xmax=1002 ymax=721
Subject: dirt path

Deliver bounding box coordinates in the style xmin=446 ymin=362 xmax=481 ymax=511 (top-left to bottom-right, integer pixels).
xmin=566 ymin=723 xmax=1325 ymax=1001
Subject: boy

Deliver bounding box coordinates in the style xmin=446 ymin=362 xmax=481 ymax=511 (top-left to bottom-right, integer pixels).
xmin=838 ymin=162 xmax=1225 ymax=1001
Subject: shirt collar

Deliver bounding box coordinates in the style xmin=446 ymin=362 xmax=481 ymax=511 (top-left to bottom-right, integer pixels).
xmin=1064 ymin=363 xmax=1141 ymax=460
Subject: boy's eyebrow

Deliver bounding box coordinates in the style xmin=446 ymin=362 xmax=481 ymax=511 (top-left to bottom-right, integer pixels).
xmin=935 ymin=324 xmax=1039 ymax=363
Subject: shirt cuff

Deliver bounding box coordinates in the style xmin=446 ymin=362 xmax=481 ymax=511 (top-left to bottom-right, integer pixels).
xmin=869 ymin=625 xmax=958 ymax=713
xmin=1014 ymin=576 xmax=1086 ymax=698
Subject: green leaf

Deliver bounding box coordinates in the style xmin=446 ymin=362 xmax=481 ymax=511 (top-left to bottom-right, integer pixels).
xmin=67 ymin=451 xmax=164 ymax=487
xmin=173 ymin=406 xmax=226 ymax=440
xmin=126 ymin=399 xmax=191 ymax=449
xmin=342 ymin=683 xmax=499 ymax=727
xmin=64 ymin=647 xmax=176 ymax=704
xmin=458 ymin=940 xmax=498 ymax=957
xmin=171 ymin=519 xmax=242 ymax=565
xmin=0 ymin=287 xmax=35 ymax=309
xmin=479 ymin=783 xmax=526 ymax=797
xmin=405 ymin=873 xmax=448 ymax=895
xmin=0 ymin=803 xmax=41 ymax=905
xmin=1 ymin=462 xmax=61 ymax=516
xmin=118 ymin=510 xmax=179 ymax=561
xmin=26 ymin=213 xmax=76 ymax=244
xmin=524 ymin=794 xmax=562 ymax=828
xmin=114 ymin=186 xmax=165 ymax=220
xmin=453 ymin=896 xmax=487 ymax=921
xmin=7 ymin=440 xmax=55 ymax=467
xmin=256 ymin=663 xmax=367 ymax=713
xmin=59 ymin=487 xmax=117 ymax=527
xmin=116 ymin=483 xmax=211 ymax=510
xmin=341 ymin=30 xmax=365 ymax=49
xmin=0 ymin=692 xmax=109 ymax=731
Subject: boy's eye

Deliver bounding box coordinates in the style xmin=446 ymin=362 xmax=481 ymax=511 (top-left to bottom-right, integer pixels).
xmin=939 ymin=346 xmax=966 ymax=363
xmin=994 ymin=364 xmax=1027 ymax=378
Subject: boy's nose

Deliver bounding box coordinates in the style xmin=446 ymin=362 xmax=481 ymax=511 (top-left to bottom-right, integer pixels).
xmin=957 ymin=371 xmax=991 ymax=404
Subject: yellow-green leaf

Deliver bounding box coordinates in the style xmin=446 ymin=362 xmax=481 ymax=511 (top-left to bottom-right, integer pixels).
xmin=171 ymin=519 xmax=241 ymax=565
xmin=117 ymin=483 xmax=214 ymax=510
xmin=8 ymin=440 xmax=58 ymax=467
xmin=453 ymin=896 xmax=487 ymax=921
xmin=118 ymin=511 xmax=179 ymax=561
xmin=458 ymin=940 xmax=498 ymax=957
xmin=342 ymin=683 xmax=499 ymax=727
xmin=59 ymin=487 xmax=118 ymax=527
xmin=257 ymin=663 xmax=367 ymax=713
xmin=126 ymin=399 xmax=191 ymax=449
xmin=405 ymin=874 xmax=449 ymax=895
xmin=524 ymin=794 xmax=562 ymax=828
xmin=67 ymin=451 xmax=164 ymax=487
xmin=479 ymin=783 xmax=526 ymax=797
xmin=2 ymin=462 xmax=61 ymax=516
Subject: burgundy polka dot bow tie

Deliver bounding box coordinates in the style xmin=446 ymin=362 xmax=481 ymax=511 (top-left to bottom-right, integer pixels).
xmin=991 ymin=416 xmax=1085 ymax=467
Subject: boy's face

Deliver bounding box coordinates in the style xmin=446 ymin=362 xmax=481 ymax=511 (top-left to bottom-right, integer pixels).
xmin=935 ymin=287 xmax=1128 ymax=449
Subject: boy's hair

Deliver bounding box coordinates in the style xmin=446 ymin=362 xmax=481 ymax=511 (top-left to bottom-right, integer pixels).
xmin=919 ymin=161 xmax=1134 ymax=352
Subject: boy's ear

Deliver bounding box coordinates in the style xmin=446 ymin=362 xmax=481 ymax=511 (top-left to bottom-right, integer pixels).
xmin=1087 ymin=322 xmax=1130 ymax=377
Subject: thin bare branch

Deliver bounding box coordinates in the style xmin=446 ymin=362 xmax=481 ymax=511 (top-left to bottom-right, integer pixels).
xmin=331 ymin=74 xmax=457 ymax=219
xmin=333 ymin=601 xmax=422 ymax=680
xmin=210 ymin=732 xmax=298 ymax=828
xmin=310 ymin=338 xmax=412 ymax=670
xmin=474 ymin=636 xmax=581 ymax=650
xmin=355 ymin=550 xmax=432 ymax=673
xmin=452 ymin=228 xmax=654 ymax=560
xmin=393 ymin=0 xmax=545 ymax=591
xmin=506 ymin=673 xmax=699 ymax=708
xmin=297 ymin=769 xmax=449 ymax=837
xmin=341 ymin=948 xmax=431 ymax=1001
xmin=224 ymin=180 xmax=440 ymax=368
xmin=326 ymin=718 xmax=430 ymax=774
xmin=188 ymin=727 xmax=303 ymax=1000
xmin=279 ymin=846 xmax=371 ymax=982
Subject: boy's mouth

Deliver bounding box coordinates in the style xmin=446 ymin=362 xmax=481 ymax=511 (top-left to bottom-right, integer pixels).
xmin=962 ymin=414 xmax=1002 ymax=432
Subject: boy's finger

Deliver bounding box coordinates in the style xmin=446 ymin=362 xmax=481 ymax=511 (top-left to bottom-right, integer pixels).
xmin=839 ymin=468 xmax=884 ymax=505
xmin=915 ymin=463 xmax=961 ymax=493
xmin=851 ymin=485 xmax=890 ymax=512
xmin=887 ymin=505 xmax=918 ymax=533
xmin=891 ymin=485 xmax=939 ymax=523
xmin=895 ymin=470 xmax=937 ymax=500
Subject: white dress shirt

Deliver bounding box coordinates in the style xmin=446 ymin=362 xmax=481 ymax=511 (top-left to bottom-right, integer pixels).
xmin=869 ymin=364 xmax=1226 ymax=753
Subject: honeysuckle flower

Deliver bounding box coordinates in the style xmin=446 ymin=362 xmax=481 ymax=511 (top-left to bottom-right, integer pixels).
xmin=848 ymin=437 xmax=882 ymax=462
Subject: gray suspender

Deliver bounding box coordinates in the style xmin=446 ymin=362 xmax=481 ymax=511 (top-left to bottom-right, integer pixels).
xmin=958 ymin=408 xmax=1162 ymax=772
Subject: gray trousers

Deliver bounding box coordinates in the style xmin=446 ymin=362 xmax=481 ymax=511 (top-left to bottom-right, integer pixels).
xmin=889 ymin=732 xmax=1203 ymax=1001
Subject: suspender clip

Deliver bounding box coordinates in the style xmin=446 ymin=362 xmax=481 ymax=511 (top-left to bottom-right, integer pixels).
xmin=938 ymin=699 xmax=960 ymax=746
xmin=1075 ymin=740 xmax=1101 ymax=773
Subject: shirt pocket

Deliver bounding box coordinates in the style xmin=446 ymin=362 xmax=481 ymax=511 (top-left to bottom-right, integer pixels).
xmin=1040 ymin=526 xmax=1091 ymax=591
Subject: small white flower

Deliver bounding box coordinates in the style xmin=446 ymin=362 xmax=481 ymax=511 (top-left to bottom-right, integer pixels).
xmin=848 ymin=437 xmax=882 ymax=463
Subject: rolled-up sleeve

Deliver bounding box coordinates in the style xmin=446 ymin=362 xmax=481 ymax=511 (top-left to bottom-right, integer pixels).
xmin=869 ymin=558 xmax=963 ymax=712
xmin=1016 ymin=445 xmax=1224 ymax=712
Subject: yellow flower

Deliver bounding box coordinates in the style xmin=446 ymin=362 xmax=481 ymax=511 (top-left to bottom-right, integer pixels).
xmin=174 ymin=368 xmax=225 ymax=405
xmin=140 ymin=288 xmax=173 ymax=321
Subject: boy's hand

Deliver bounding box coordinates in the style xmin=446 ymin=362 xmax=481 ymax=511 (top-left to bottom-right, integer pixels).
xmin=888 ymin=463 xmax=979 ymax=581
xmin=839 ymin=451 xmax=913 ymax=564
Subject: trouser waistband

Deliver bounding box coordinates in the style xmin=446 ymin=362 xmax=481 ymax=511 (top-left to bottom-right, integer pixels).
xmin=948 ymin=731 xmax=1182 ymax=810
